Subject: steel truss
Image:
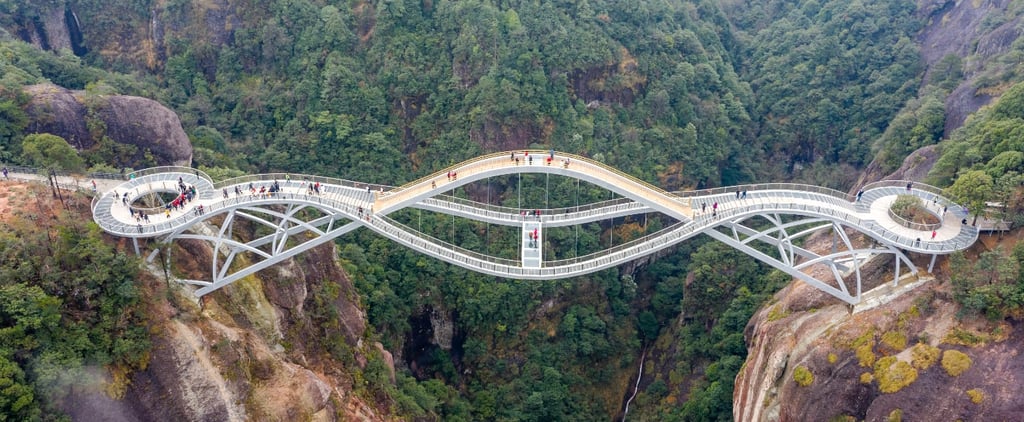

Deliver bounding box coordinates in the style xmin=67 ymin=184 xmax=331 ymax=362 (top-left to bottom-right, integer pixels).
xmin=157 ymin=202 xmax=363 ymax=297
xmin=103 ymin=152 xmax=975 ymax=302
xmin=704 ymin=213 xmax=916 ymax=304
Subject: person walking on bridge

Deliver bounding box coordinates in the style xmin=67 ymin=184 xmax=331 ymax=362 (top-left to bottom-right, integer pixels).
xmin=2 ymin=166 xmax=7 ymax=179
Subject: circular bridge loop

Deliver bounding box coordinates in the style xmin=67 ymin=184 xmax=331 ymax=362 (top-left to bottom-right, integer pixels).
xmin=93 ymin=151 xmax=979 ymax=303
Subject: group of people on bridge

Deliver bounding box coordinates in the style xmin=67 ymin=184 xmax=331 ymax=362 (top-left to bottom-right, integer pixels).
xmin=527 ymin=227 xmax=540 ymax=249
xmin=510 ymin=151 xmax=572 ymax=168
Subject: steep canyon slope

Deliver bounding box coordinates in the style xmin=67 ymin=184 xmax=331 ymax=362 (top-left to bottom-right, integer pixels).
xmin=734 ymin=233 xmax=1024 ymax=421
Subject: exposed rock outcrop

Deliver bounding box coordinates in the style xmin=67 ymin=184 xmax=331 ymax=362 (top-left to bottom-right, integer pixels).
xmin=916 ymin=0 xmax=1018 ymax=135
xmin=80 ymin=237 xmax=392 ymax=421
xmin=734 ymin=243 xmax=1024 ymax=421
xmin=853 ymin=144 xmax=941 ymax=192
xmin=23 ymin=83 xmax=193 ymax=167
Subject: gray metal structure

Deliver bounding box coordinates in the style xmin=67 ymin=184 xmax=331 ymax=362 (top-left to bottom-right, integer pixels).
xmin=92 ymin=151 xmax=979 ymax=303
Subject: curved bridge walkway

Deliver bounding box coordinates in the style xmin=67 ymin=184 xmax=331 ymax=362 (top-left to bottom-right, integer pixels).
xmin=89 ymin=151 xmax=979 ymax=304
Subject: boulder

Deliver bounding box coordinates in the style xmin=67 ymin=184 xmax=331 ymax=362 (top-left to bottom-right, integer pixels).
xmin=23 ymin=83 xmax=192 ymax=167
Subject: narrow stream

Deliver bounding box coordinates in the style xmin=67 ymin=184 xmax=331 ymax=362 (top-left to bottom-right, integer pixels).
xmin=621 ymin=345 xmax=647 ymax=421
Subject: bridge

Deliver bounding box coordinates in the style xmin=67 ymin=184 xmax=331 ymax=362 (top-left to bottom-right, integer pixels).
xmin=84 ymin=151 xmax=979 ymax=304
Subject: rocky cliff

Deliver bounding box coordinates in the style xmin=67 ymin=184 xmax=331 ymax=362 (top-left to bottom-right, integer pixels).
xmin=23 ymin=83 xmax=193 ymax=167
xmin=64 ymin=238 xmax=394 ymax=421
xmin=916 ymin=0 xmax=1020 ymax=135
xmin=733 ymin=235 xmax=1024 ymax=421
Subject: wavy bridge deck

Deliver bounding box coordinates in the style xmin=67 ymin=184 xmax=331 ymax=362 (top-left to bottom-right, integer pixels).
xmin=91 ymin=151 xmax=979 ymax=303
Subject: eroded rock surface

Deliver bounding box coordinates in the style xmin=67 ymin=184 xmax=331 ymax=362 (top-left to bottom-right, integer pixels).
xmin=735 ymin=254 xmax=1024 ymax=421
xmin=24 ymin=83 xmax=193 ymax=167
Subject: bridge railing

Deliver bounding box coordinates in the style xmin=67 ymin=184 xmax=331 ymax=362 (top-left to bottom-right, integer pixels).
xmin=697 ymin=199 xmax=979 ymax=253
xmin=92 ymin=169 xmax=214 ymax=215
xmin=886 ymin=207 xmax=943 ymax=232
xmin=546 ymin=221 xmax=692 ymax=267
xmin=2 ymin=164 xmax=126 ymax=181
xmin=372 ymin=215 xmax=521 ymax=268
xmin=555 ymin=151 xmax=676 ymax=197
xmin=860 ymin=180 xmax=967 ymax=213
xmin=212 ymin=173 xmax=394 ymax=194
xmin=424 ymin=194 xmax=639 ymax=216
xmin=675 ymin=182 xmax=855 ymax=203
xmin=388 ymin=151 xmax=511 ymax=195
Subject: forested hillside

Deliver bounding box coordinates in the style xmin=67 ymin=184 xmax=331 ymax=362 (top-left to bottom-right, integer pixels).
xmin=2 ymin=0 xmax=1024 ymax=420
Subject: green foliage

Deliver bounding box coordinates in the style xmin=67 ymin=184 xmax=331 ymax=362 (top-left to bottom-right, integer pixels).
xmin=948 ymin=248 xmax=1022 ymax=320
xmin=856 ymin=341 xmax=876 ymax=368
xmin=0 ymin=0 xmax=989 ymax=418
xmin=0 ymin=196 xmax=150 ymax=419
xmin=20 ymin=133 xmax=86 ymax=172
xmin=910 ymin=343 xmax=940 ymax=370
xmin=880 ymin=331 xmax=908 ymax=352
xmin=941 ymin=349 xmax=972 ymax=377
xmin=766 ymin=304 xmax=789 ymax=321
xmin=792 ymin=365 xmax=814 ymax=387
xmin=889 ymin=195 xmax=930 ymax=223
xmin=967 ymin=388 xmax=985 ymax=404
xmin=931 ymin=80 xmax=1024 ymax=192
xmin=0 ymin=92 xmax=28 ymax=162
xmin=725 ymin=0 xmax=923 ymax=180
xmin=873 ymin=356 xmax=918 ymax=393
xmin=0 ymin=355 xmax=38 ymax=422
xmin=873 ymin=91 xmax=946 ymax=174
xmin=944 ymin=170 xmax=994 ymax=224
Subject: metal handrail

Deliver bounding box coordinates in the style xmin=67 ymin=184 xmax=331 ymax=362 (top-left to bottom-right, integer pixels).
xmin=887 ymin=206 xmax=943 ymax=231
xmin=91 ymin=161 xmax=980 ymax=275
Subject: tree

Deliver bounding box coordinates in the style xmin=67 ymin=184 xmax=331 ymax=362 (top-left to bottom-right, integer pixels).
xmin=0 ymin=356 xmax=38 ymax=422
xmin=20 ymin=133 xmax=85 ymax=172
xmin=945 ymin=170 xmax=994 ymax=225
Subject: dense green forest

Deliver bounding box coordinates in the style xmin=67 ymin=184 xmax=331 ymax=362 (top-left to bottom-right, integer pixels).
xmin=0 ymin=190 xmax=150 ymax=421
xmin=2 ymin=0 xmax=1024 ymax=420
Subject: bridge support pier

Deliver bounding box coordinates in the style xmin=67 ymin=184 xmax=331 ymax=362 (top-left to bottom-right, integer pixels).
xmin=894 ymin=254 xmax=900 ymax=287
xmin=928 ymin=254 xmax=938 ymax=273
xmin=132 ymin=238 xmax=140 ymax=256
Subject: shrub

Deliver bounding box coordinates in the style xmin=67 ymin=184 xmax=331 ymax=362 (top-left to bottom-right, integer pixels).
xmin=942 ymin=350 xmax=973 ymax=377
xmin=944 ymin=327 xmax=984 ymax=346
xmin=881 ymin=331 xmax=908 ymax=351
xmin=860 ymin=372 xmax=874 ymax=384
xmin=888 ymin=408 xmax=903 ymax=422
xmin=828 ymin=353 xmax=838 ymax=364
xmin=856 ymin=341 xmax=876 ymax=367
xmin=890 ymin=195 xmax=922 ymax=220
xmin=874 ymin=357 xmax=918 ymax=393
xmin=889 ymin=195 xmax=938 ymax=225
xmin=793 ymin=365 xmax=814 ymax=387
xmin=967 ymin=388 xmax=984 ymax=404
xmin=767 ymin=305 xmax=789 ymax=321
xmin=910 ymin=343 xmax=940 ymax=370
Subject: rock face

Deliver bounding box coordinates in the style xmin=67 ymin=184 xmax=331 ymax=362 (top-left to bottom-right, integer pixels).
xmin=734 ymin=252 xmax=1024 ymax=421
xmin=916 ymin=0 xmax=1019 ymax=135
xmin=23 ymin=83 xmax=193 ymax=167
xmin=75 ymin=239 xmax=391 ymax=421
xmin=853 ymin=144 xmax=941 ymax=192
